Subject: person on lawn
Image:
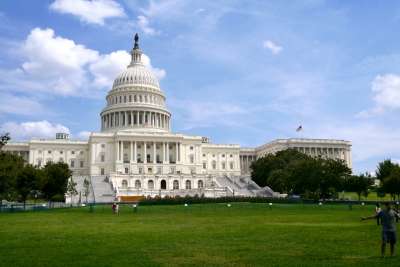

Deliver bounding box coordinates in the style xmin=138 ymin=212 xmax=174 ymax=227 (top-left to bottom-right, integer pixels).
xmin=360 ymin=202 xmax=400 ymax=258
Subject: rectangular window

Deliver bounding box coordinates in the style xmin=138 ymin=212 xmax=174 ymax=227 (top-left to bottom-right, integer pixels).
xmin=147 ymin=145 xmax=150 ymax=149
xmin=190 ymin=156 xmax=194 ymax=163
xmin=169 ymin=146 xmax=172 ymax=149
xmin=139 ymin=168 xmax=142 ymax=174
xmin=222 ymin=154 xmax=225 ymax=157
xmin=48 ymin=150 xmax=51 ymax=154
xmin=124 ymin=96 xmax=126 ymax=103
xmin=138 ymin=145 xmax=141 ymax=149
xmin=170 ymin=168 xmax=174 ymax=174
xmin=38 ymin=160 xmax=42 ymax=168
xmin=124 ymin=145 xmax=128 ymax=148
xmin=190 ymin=146 xmax=193 ymax=150
xmin=222 ymin=163 xmax=225 ymax=169
xmin=230 ymin=163 xmax=233 ymax=169
xmin=157 ymin=168 xmax=161 ymax=174
xmin=203 ymin=163 xmax=206 ymax=169
xmin=156 ymin=146 xmax=160 ymax=149
xmin=101 ymin=144 xmax=105 ymax=148
xmin=80 ymin=151 xmax=84 ymax=155
xmin=80 ymin=161 xmax=84 ymax=168
xmin=38 ymin=150 xmax=42 ymax=154
xmin=125 ymin=168 xmax=128 ymax=174
xmin=190 ymin=169 xmax=195 ymax=174
xmin=230 ymin=154 xmax=233 ymax=157
xmin=101 ymin=168 xmax=105 ymax=175
xmin=129 ymin=95 xmax=131 ymax=102
xmin=203 ymin=154 xmax=205 ymax=157
xmin=101 ymin=155 xmax=105 ymax=162
xmin=71 ymin=161 xmax=75 ymax=168
xmin=71 ymin=151 xmax=75 ymax=154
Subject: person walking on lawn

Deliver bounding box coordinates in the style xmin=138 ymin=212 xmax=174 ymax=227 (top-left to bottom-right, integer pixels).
xmin=360 ymin=202 xmax=400 ymax=258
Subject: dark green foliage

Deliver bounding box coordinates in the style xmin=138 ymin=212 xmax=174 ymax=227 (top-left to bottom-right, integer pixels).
xmin=16 ymin=164 xmax=42 ymax=208
xmin=139 ymin=195 xmax=301 ymax=205
xmin=0 ymin=131 xmax=11 ymax=150
xmin=82 ymin=178 xmax=90 ymax=203
xmin=41 ymin=162 xmax=72 ymax=201
xmin=66 ymin=177 xmax=78 ymax=204
xmin=379 ymin=170 xmax=400 ymax=200
xmin=345 ymin=172 xmax=374 ymax=201
xmin=0 ymin=152 xmax=25 ymax=199
xmin=375 ymin=159 xmax=400 ymax=182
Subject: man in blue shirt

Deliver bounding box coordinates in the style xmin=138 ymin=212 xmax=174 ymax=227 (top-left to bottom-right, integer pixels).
xmin=361 ymin=202 xmax=400 ymax=258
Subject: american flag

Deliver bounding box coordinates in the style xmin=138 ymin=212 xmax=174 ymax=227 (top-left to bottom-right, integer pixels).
xmin=296 ymin=125 xmax=302 ymax=132
xmin=143 ymin=121 xmax=148 ymax=127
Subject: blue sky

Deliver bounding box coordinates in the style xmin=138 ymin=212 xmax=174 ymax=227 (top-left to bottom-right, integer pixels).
xmin=1 ymin=0 xmax=400 ymax=174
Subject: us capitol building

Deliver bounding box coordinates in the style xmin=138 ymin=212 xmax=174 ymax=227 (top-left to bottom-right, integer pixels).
xmin=3 ymin=35 xmax=352 ymax=201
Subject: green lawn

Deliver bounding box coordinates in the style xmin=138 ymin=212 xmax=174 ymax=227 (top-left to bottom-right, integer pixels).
xmin=342 ymin=191 xmax=393 ymax=202
xmin=0 ymin=204 xmax=396 ymax=267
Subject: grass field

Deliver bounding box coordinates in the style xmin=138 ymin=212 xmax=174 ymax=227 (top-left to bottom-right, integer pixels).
xmin=0 ymin=203 xmax=396 ymax=267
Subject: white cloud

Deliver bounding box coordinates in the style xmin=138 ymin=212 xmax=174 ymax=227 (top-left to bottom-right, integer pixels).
xmin=194 ymin=8 xmax=205 ymax=14
xmin=141 ymin=54 xmax=166 ymax=80
xmin=20 ymin=28 xmax=98 ymax=95
xmin=357 ymin=74 xmax=400 ymax=117
xmin=1 ymin=120 xmax=70 ymax=141
xmin=76 ymin=131 xmax=91 ymax=140
xmin=50 ymin=0 xmax=126 ymax=26
xmin=137 ymin=16 xmax=161 ymax=35
xmin=0 ymin=93 xmax=43 ymax=115
xmin=263 ymin=40 xmax=283 ymax=54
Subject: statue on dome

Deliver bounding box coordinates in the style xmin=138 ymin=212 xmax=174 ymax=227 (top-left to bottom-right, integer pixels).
xmin=134 ymin=33 xmax=139 ymax=49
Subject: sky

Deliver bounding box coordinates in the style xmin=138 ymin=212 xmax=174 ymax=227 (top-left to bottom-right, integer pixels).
xmin=0 ymin=0 xmax=400 ymax=174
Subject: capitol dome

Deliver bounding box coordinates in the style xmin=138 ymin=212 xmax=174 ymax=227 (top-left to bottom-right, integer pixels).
xmin=100 ymin=34 xmax=171 ymax=133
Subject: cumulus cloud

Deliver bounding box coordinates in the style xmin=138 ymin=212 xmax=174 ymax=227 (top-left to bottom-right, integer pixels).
xmin=137 ymin=16 xmax=161 ymax=35
xmin=141 ymin=54 xmax=166 ymax=80
xmin=1 ymin=120 xmax=70 ymax=141
xmin=263 ymin=40 xmax=283 ymax=54
xmin=49 ymin=0 xmax=126 ymax=26
xmin=0 ymin=93 xmax=43 ymax=115
xmin=20 ymin=28 xmax=98 ymax=95
xmin=77 ymin=131 xmax=91 ymax=140
xmin=356 ymin=74 xmax=400 ymax=117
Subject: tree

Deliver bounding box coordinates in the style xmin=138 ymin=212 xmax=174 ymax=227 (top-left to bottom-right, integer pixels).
xmin=0 ymin=152 xmax=25 ymax=200
xmin=66 ymin=177 xmax=78 ymax=205
xmin=376 ymin=159 xmax=400 ymax=182
xmin=267 ymin=169 xmax=286 ymax=193
xmin=345 ymin=172 xmax=374 ymax=201
xmin=0 ymin=131 xmax=11 ymax=150
xmin=379 ymin=170 xmax=400 ymax=201
xmin=16 ymin=165 xmax=42 ymax=209
xmin=82 ymin=178 xmax=91 ymax=203
xmin=319 ymin=158 xmax=352 ymax=201
xmin=41 ymin=162 xmax=72 ymax=201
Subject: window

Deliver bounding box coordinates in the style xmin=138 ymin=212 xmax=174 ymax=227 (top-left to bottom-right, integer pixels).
xmin=156 ymin=154 xmax=160 ymax=163
xmin=203 ymin=154 xmax=205 ymax=157
xmin=137 ymin=154 xmax=141 ymax=162
xmin=122 ymin=180 xmax=128 ymax=188
xmin=125 ymin=168 xmax=128 ymax=174
xmin=190 ymin=146 xmax=193 ymax=150
xmin=101 ymin=155 xmax=105 ymax=162
xmin=212 ymin=161 xmax=216 ymax=169
xmin=119 ymin=96 xmax=122 ymax=103
xmin=222 ymin=163 xmax=225 ymax=169
xmin=156 ymin=146 xmax=160 ymax=149
xmin=38 ymin=150 xmax=42 ymax=154
xmin=101 ymin=144 xmax=105 ymax=148
xmin=190 ymin=169 xmax=195 ymax=174
xmin=138 ymin=145 xmax=141 ymax=149
xmin=169 ymin=154 xmax=173 ymax=162
xmin=124 ymin=154 xmax=128 ymax=163
xmin=148 ymin=180 xmax=154 ymax=190
xmin=71 ymin=151 xmax=75 ymax=154
xmin=38 ymin=160 xmax=42 ymax=168
xmin=129 ymin=95 xmax=132 ymax=102
xmin=186 ymin=180 xmax=191 ymax=189
xmin=80 ymin=151 xmax=84 ymax=155
xmin=230 ymin=163 xmax=233 ymax=169
xmin=80 ymin=161 xmax=84 ymax=168
xmin=147 ymin=145 xmax=150 ymax=149
xmin=203 ymin=163 xmax=206 ymax=169
xmin=124 ymin=145 xmax=128 ymax=148
xmin=48 ymin=150 xmax=51 ymax=154
xmin=124 ymin=96 xmax=126 ymax=103
xmin=222 ymin=154 xmax=225 ymax=157
xmin=173 ymin=180 xmax=179 ymax=189
xmin=59 ymin=158 xmax=64 ymax=163
xmin=139 ymin=168 xmax=142 ymax=174
xmin=169 ymin=146 xmax=172 ymax=149
xmin=101 ymin=168 xmax=105 ymax=175
xmin=212 ymin=154 xmax=215 ymax=157
xmin=198 ymin=180 xmax=203 ymax=188
xmin=170 ymin=168 xmax=174 ymax=174
xmin=190 ymin=156 xmax=194 ymax=163
xmin=71 ymin=161 xmax=75 ymax=168
xmin=60 ymin=151 xmax=63 ymax=154
xmin=230 ymin=154 xmax=233 ymax=158
xmin=135 ymin=180 xmax=141 ymax=188
xmin=157 ymin=168 xmax=161 ymax=174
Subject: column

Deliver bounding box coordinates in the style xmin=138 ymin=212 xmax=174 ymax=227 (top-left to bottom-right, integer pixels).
xmin=162 ymin=142 xmax=165 ymax=162
xmin=120 ymin=141 xmax=124 ymax=162
xmin=115 ymin=141 xmax=119 ymax=162
xmin=130 ymin=141 xmax=134 ymax=163
xmin=91 ymin=142 xmax=96 ymax=163
xmin=153 ymin=141 xmax=156 ymax=163
xmin=166 ymin=142 xmax=169 ymax=162
xmin=113 ymin=113 xmax=116 ymax=127
xmin=134 ymin=141 xmax=137 ymax=163
xmin=144 ymin=142 xmax=147 ymax=163
xmin=179 ymin=142 xmax=182 ymax=162
xmin=175 ymin=142 xmax=178 ymax=163
xmin=29 ymin=148 xmax=33 ymax=164
xmin=136 ymin=111 xmax=139 ymax=126
xmin=130 ymin=111 xmax=133 ymax=126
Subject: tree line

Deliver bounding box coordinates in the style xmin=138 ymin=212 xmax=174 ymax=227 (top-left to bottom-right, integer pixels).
xmin=0 ymin=132 xmax=90 ymax=207
xmin=251 ymin=148 xmax=400 ymax=201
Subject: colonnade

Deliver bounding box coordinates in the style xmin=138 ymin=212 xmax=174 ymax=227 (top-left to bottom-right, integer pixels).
xmin=101 ymin=110 xmax=170 ymax=131
xmin=239 ymin=155 xmax=257 ymax=174
xmin=293 ymin=147 xmax=351 ymax=166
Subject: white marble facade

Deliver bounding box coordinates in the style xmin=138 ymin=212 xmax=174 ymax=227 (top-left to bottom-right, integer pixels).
xmin=2 ymin=36 xmax=352 ymax=194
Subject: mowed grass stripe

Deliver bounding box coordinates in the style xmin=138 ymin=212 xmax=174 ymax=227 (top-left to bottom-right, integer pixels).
xmin=0 ymin=206 xmax=390 ymax=267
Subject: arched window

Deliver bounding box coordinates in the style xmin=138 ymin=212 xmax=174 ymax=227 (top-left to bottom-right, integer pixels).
xmin=161 ymin=180 xmax=166 ymax=189
xmin=134 ymin=95 xmax=137 ymax=102
xmin=173 ymin=180 xmax=179 ymax=189
xmin=140 ymin=95 xmax=142 ymax=102
xmin=137 ymin=154 xmax=141 ymax=163
xmin=148 ymin=180 xmax=154 ymax=190
xmin=122 ymin=180 xmax=128 ymax=188
xmin=147 ymin=154 xmax=151 ymax=163
xmin=135 ymin=180 xmax=141 ymax=188
xmin=186 ymin=180 xmax=191 ymax=189
xmin=212 ymin=161 xmax=216 ymax=169
xmin=59 ymin=157 xmax=64 ymax=163
xmin=198 ymin=180 xmax=203 ymax=188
